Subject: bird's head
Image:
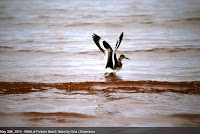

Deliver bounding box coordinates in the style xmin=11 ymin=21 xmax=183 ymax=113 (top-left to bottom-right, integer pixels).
xmin=119 ymin=54 xmax=130 ymax=61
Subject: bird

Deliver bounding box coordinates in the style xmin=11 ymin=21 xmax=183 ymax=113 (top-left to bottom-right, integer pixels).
xmin=92 ymin=32 xmax=129 ymax=75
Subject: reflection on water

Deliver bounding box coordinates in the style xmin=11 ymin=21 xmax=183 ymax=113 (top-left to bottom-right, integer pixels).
xmin=104 ymin=73 xmax=123 ymax=82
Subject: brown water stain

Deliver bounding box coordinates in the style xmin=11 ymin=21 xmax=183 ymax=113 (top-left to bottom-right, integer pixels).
xmin=0 ymin=81 xmax=199 ymax=95
xmin=0 ymin=112 xmax=94 ymax=124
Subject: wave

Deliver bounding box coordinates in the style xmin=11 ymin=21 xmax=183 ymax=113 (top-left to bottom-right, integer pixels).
xmin=37 ymin=15 xmax=70 ymax=19
xmin=131 ymin=47 xmax=200 ymax=53
xmin=65 ymin=22 xmax=122 ymax=28
xmin=17 ymin=50 xmax=44 ymax=53
xmin=0 ymin=81 xmax=199 ymax=95
xmin=0 ymin=17 xmax=15 ymax=20
xmin=165 ymin=17 xmax=200 ymax=23
xmin=103 ymin=47 xmax=200 ymax=54
xmin=15 ymin=22 xmax=39 ymax=26
xmin=65 ymin=22 xmax=94 ymax=27
xmin=15 ymin=49 xmax=69 ymax=55
xmin=0 ymin=48 xmax=70 ymax=54
xmin=0 ymin=46 xmax=14 ymax=49
xmin=37 ymin=15 xmax=52 ymax=19
xmin=0 ymin=112 xmax=93 ymax=124
xmin=0 ymin=48 xmax=67 ymax=55
xmin=0 ymin=112 xmax=93 ymax=118
xmin=2 ymin=47 xmax=199 ymax=54
xmin=0 ymin=46 xmax=14 ymax=52
xmin=125 ymin=17 xmax=200 ymax=25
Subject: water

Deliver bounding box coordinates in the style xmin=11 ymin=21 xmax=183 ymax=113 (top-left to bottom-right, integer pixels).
xmin=0 ymin=0 xmax=200 ymax=82
xmin=0 ymin=0 xmax=200 ymax=127
xmin=0 ymin=81 xmax=200 ymax=127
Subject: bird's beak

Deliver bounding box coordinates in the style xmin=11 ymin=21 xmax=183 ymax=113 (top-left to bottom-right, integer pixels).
xmin=125 ymin=57 xmax=130 ymax=60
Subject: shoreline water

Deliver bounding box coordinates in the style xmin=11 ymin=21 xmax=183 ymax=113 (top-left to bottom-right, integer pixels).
xmin=0 ymin=80 xmax=200 ymax=127
xmin=0 ymin=80 xmax=200 ymax=94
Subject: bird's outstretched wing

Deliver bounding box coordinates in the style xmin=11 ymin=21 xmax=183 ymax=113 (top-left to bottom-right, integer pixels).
xmin=92 ymin=33 xmax=114 ymax=69
xmin=114 ymin=32 xmax=123 ymax=51
xmin=92 ymin=33 xmax=112 ymax=55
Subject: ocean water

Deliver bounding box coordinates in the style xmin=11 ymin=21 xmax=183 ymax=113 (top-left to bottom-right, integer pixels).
xmin=0 ymin=81 xmax=200 ymax=127
xmin=0 ymin=0 xmax=200 ymax=82
xmin=0 ymin=0 xmax=200 ymax=127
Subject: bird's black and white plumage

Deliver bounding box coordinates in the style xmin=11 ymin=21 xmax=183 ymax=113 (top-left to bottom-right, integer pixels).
xmin=92 ymin=32 xmax=129 ymax=75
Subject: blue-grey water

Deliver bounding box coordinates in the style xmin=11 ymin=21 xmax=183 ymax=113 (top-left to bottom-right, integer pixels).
xmin=0 ymin=0 xmax=200 ymax=127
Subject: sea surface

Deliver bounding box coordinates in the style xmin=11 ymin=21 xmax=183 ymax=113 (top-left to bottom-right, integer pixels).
xmin=0 ymin=0 xmax=200 ymax=127
xmin=0 ymin=0 xmax=200 ymax=82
